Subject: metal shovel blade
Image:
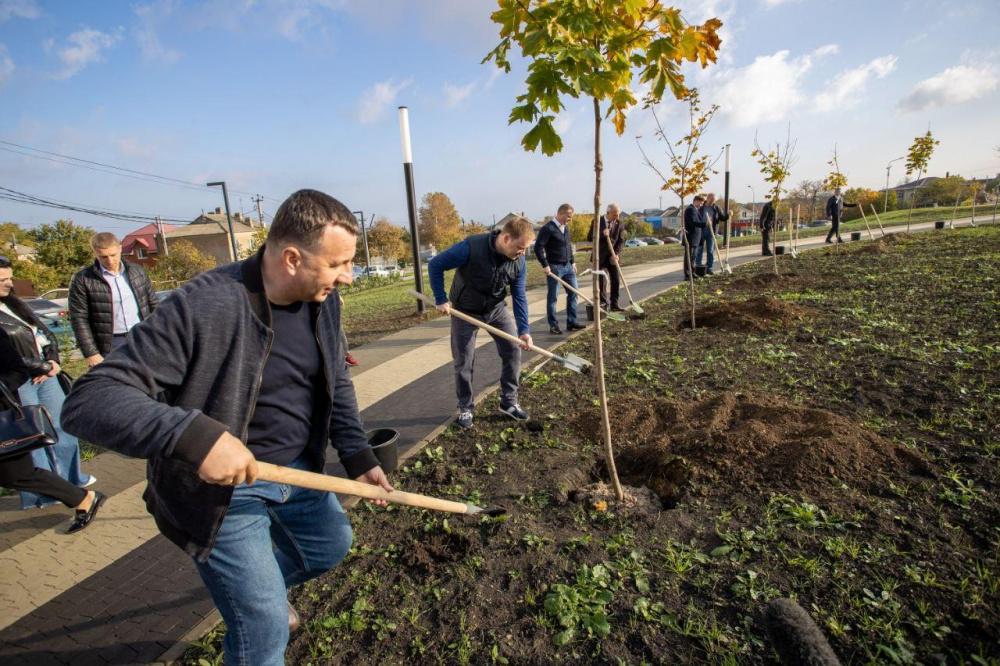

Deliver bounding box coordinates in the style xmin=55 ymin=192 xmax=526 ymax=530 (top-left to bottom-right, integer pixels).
xmin=557 ymin=352 xmax=592 ymax=374
xmin=604 ymin=310 xmax=627 ymax=322
xmin=722 ymin=262 xmax=733 ymax=275
xmin=466 ymin=504 xmax=507 ymax=517
xmin=628 ymin=302 xmax=645 ymax=315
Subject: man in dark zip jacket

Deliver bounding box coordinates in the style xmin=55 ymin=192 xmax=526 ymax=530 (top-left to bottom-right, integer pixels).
xmin=62 ymin=190 xmax=392 ymax=666
xmin=428 ymin=216 xmax=535 ymax=429
xmin=68 ymin=232 xmax=158 ymax=367
xmin=535 ymin=203 xmax=585 ymax=334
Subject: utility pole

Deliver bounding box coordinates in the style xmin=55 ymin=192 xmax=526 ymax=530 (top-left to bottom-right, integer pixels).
xmin=253 ymin=194 xmax=265 ymax=228
xmin=352 ymin=210 xmax=372 ymax=271
xmin=206 ymin=181 xmax=238 ymax=261
xmin=884 ymin=156 xmax=904 ymax=214
xmin=155 ymin=215 xmax=169 ymax=257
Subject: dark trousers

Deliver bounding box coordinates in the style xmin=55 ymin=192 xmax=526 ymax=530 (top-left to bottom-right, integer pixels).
xmin=598 ymin=262 xmax=621 ymax=309
xmin=450 ymin=304 xmax=521 ymax=411
xmin=682 ymin=227 xmax=703 ymax=277
xmin=762 ymin=228 xmax=773 ymax=255
xmin=825 ymin=218 xmax=842 ymax=242
xmin=0 ymin=450 xmax=86 ymax=508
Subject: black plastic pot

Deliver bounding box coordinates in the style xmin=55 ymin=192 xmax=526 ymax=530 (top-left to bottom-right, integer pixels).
xmin=934 ymin=220 xmax=945 ymax=229
xmin=775 ymin=245 xmax=785 ymax=255
xmin=850 ymin=231 xmax=862 ymax=241
xmin=367 ymin=428 xmax=399 ymax=473
xmin=694 ymin=266 xmax=707 ymax=277
xmin=585 ymin=304 xmax=594 ymax=321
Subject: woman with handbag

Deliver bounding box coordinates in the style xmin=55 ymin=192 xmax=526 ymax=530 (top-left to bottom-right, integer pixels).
xmin=0 ymin=374 xmax=106 ymax=532
xmin=0 ymin=257 xmax=96 ymax=508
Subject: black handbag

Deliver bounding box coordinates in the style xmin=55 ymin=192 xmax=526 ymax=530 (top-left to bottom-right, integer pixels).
xmin=0 ymin=381 xmax=58 ymax=462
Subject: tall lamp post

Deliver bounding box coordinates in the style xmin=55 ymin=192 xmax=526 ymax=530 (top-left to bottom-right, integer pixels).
xmin=398 ymin=106 xmax=424 ymax=313
xmin=884 ymin=156 xmax=904 ymax=214
xmin=746 ymin=184 xmax=756 ymax=234
xmin=352 ymin=210 xmax=372 ymax=272
xmin=206 ymin=181 xmax=238 ymax=261
xmin=722 ymin=144 xmax=731 ymax=247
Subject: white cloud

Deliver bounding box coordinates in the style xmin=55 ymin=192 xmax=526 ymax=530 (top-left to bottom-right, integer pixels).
xmin=0 ymin=0 xmax=40 ymax=22
xmin=763 ymin=0 xmax=797 ymax=7
xmin=443 ymin=81 xmax=476 ymax=108
xmin=898 ymin=63 xmax=999 ymax=112
xmin=134 ymin=0 xmax=181 ymax=64
xmin=357 ymin=78 xmax=412 ymax=125
xmin=711 ymin=48 xmax=815 ymax=127
xmin=0 ymin=44 xmax=13 ymax=87
xmin=815 ymin=55 xmax=897 ymax=112
xmin=47 ymin=27 xmax=123 ymax=80
xmin=813 ymin=44 xmax=840 ymax=58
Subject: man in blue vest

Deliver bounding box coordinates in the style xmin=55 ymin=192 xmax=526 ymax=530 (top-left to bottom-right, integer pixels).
xmin=428 ymin=217 xmax=535 ymax=430
xmin=535 ymin=203 xmax=585 ymax=335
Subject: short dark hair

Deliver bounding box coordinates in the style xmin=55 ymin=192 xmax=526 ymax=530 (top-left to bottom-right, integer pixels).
xmin=557 ymin=203 xmax=574 ymax=215
xmin=0 ymin=256 xmax=10 ymax=269
xmin=693 ymin=195 xmax=706 ymax=203
xmin=268 ymin=189 xmax=358 ymax=250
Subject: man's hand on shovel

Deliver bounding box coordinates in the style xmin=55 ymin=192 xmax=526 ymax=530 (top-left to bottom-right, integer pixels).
xmin=518 ymin=334 xmax=532 ymax=351
xmin=355 ymin=466 xmax=394 ymax=507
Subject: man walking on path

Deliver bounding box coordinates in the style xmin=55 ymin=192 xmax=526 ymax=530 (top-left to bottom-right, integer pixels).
xmin=63 ymin=190 xmax=392 ymax=666
xmin=589 ymin=203 xmax=625 ymax=310
xmin=759 ymin=198 xmax=776 ymax=256
xmin=825 ymin=187 xmax=858 ymax=243
xmin=683 ymin=195 xmax=706 ymax=279
xmin=428 ymin=216 xmax=535 ymax=430
xmin=697 ymin=193 xmax=729 ymax=275
xmin=69 ymin=232 xmax=158 ymax=367
xmin=535 ymin=203 xmax=585 ymax=334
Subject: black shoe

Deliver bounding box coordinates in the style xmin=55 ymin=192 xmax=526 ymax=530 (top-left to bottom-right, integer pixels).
xmin=549 ymin=325 xmax=563 ymax=335
xmin=67 ymin=491 xmax=106 ymax=534
xmin=706 ymin=269 xmax=714 ymax=275
xmin=824 ymin=239 xmax=833 ymax=244
xmin=836 ymin=238 xmax=844 ymax=243
xmin=610 ymin=305 xmax=624 ymax=312
xmin=567 ymin=322 xmax=586 ymax=331
xmin=762 ymin=251 xmax=774 ymax=256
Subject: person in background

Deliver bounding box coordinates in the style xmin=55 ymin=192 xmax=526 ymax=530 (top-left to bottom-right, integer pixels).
xmin=428 ymin=216 xmax=535 ymax=429
xmin=759 ymin=198 xmax=776 ymax=256
xmin=69 ymin=232 xmax=158 ymax=367
xmin=682 ymin=195 xmax=706 ymax=279
xmin=589 ymin=203 xmax=625 ymax=311
xmin=0 ymin=256 xmax=97 ymax=509
xmin=825 ymin=187 xmax=858 ymax=244
xmin=697 ymin=193 xmax=729 ymax=275
xmin=535 ymin=203 xmax=585 ymax=334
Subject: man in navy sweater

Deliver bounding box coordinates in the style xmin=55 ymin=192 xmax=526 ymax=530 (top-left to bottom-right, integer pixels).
xmin=428 ymin=216 xmax=535 ymax=429
xmin=535 ymin=203 xmax=585 ymax=334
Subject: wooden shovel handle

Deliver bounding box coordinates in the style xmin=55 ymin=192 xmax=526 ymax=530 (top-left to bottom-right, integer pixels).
xmin=409 ymin=290 xmax=561 ymax=361
xmin=547 ymin=271 xmax=593 ymax=305
xmin=255 ymin=462 xmax=472 ymax=514
xmin=604 ymin=235 xmax=637 ymax=304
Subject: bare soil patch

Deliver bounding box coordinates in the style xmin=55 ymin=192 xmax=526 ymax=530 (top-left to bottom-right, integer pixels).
xmin=677 ymin=295 xmax=807 ymax=331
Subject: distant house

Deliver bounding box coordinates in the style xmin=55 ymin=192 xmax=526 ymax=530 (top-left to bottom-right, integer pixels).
xmin=886 ymin=177 xmax=940 ymax=205
xmin=159 ymin=208 xmax=258 ymax=265
xmin=7 ymin=243 xmax=37 ymax=262
xmin=638 ymin=207 xmax=680 ymax=231
xmin=121 ymin=222 xmax=178 ymax=267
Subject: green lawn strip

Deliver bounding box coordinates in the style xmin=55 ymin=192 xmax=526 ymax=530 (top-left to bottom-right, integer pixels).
xmin=181 ymin=226 xmax=999 ymax=664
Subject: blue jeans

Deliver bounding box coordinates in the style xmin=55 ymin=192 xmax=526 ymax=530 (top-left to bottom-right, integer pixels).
xmin=545 ymin=263 xmax=578 ymax=329
xmin=194 ymin=456 xmax=353 ymax=666
xmin=17 ymin=376 xmax=92 ymax=509
xmin=695 ymin=229 xmax=715 ymax=269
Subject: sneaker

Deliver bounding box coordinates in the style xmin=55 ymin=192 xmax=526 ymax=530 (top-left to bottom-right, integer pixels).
xmin=457 ymin=410 xmax=473 ymax=429
xmin=567 ymin=322 xmax=586 ymax=331
xmin=81 ymin=475 xmax=97 ymax=488
xmin=499 ymin=404 xmax=529 ymax=421
xmin=288 ymin=602 xmax=301 ymax=633
xmin=549 ymin=325 xmax=563 ymax=335
xmin=345 ymin=353 xmax=360 ymax=367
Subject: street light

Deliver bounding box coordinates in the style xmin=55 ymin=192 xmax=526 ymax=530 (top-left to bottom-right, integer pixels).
xmin=747 ymin=185 xmax=756 ymax=233
xmin=884 ymin=156 xmax=904 ymax=214
xmin=206 ymin=181 xmax=238 ymax=261
xmin=398 ymin=106 xmax=425 ymax=314
xmin=352 ymin=210 xmax=372 ymax=273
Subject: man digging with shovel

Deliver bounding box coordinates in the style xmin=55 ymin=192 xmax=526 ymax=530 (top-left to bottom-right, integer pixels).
xmin=428 ymin=216 xmax=535 ymax=430
xmin=589 ymin=202 xmax=626 ymax=311
xmin=62 ymin=190 xmax=392 ymax=666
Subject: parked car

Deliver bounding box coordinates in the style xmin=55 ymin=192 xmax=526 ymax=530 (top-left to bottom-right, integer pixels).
xmin=640 ymin=236 xmax=665 ymax=245
xmin=624 ymin=238 xmax=647 ymax=248
xmin=364 ymin=265 xmax=400 ymax=278
xmin=24 ymin=298 xmax=73 ymax=343
xmin=805 ymin=219 xmax=830 ymax=227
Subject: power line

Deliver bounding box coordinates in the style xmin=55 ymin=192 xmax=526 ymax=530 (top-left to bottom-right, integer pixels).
xmin=0 ymin=137 xmax=280 ymax=202
xmin=0 ymin=185 xmax=193 ymax=225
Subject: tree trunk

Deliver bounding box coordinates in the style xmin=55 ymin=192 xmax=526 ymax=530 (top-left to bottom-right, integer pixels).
xmin=591 ymin=98 xmax=623 ymax=502
xmin=680 ymin=199 xmax=696 ymax=329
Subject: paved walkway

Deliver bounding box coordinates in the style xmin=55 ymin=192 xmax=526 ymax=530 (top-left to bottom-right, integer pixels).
xmin=0 ymin=220 xmax=973 ymax=664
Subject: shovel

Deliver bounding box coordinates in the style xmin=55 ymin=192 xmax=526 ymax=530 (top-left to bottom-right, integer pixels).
xmin=546 ymin=271 xmax=626 ymax=322
xmin=706 ymin=222 xmax=733 ymax=274
xmin=257 ymin=462 xmax=506 ymax=516
xmin=603 ymin=235 xmax=644 ymax=316
xmin=410 ymin=290 xmax=592 ymax=374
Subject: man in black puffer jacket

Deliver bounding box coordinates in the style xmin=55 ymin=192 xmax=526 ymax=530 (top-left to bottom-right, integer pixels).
xmin=68 ymin=232 xmax=158 ymax=367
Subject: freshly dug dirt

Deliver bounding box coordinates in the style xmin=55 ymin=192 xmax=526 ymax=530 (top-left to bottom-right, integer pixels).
xmin=678 ymin=295 xmax=806 ymax=331
xmin=570 ymin=482 xmax=663 ymax=515
xmin=727 ymin=271 xmax=803 ymax=291
xmin=576 ymin=392 xmax=927 ymax=505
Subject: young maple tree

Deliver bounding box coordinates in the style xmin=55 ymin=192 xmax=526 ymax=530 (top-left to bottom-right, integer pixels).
xmin=824 ymin=144 xmax=848 ymax=190
xmin=904 ymin=130 xmax=939 ymax=232
xmin=752 ymin=126 xmax=797 ymax=275
xmin=484 ymin=0 xmax=722 ymax=500
xmin=636 ymin=88 xmax=719 ymax=329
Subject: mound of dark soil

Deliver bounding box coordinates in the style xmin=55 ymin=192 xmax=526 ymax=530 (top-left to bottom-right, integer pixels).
xmin=727 ymin=271 xmax=802 ymax=290
xmin=576 ymin=392 xmax=928 ymax=504
xmin=678 ymin=295 xmax=806 ymax=331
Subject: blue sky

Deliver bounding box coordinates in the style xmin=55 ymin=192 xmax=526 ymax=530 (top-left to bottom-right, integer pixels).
xmin=0 ymin=0 xmax=998 ymax=235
